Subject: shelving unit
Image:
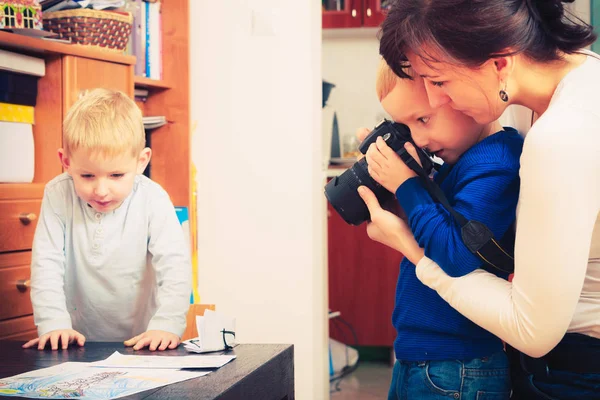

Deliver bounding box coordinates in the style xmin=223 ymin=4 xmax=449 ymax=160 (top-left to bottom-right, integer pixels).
xmin=134 ymin=76 xmax=172 ymax=90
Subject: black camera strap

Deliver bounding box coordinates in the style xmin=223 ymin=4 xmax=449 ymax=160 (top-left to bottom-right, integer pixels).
xmin=398 ymin=148 xmax=515 ymax=275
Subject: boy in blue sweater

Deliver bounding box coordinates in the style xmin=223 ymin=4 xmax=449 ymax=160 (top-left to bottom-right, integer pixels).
xmin=358 ymin=60 xmax=523 ymax=400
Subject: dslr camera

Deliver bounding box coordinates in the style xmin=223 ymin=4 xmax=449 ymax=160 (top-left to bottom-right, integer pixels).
xmin=324 ymin=119 xmax=435 ymax=226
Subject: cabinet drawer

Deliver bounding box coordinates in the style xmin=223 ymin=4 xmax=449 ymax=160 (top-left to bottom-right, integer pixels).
xmin=0 ymin=199 xmax=41 ymax=252
xmin=0 ymin=315 xmax=36 ymax=340
xmin=0 ymin=252 xmax=33 ymax=320
xmin=0 ymin=251 xmax=33 ymax=320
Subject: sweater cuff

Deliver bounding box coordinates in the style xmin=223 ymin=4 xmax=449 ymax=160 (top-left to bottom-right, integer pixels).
xmin=396 ymin=177 xmax=435 ymax=218
xmin=37 ymin=319 xmax=73 ymax=337
xmin=147 ymin=318 xmax=186 ymax=338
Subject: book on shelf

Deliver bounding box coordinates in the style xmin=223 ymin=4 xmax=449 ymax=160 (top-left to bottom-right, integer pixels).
xmin=0 ymin=49 xmax=45 ymax=77
xmin=131 ymin=0 xmax=162 ymax=79
xmin=134 ymin=88 xmax=149 ymax=102
xmin=143 ymin=115 xmax=166 ymax=130
xmin=0 ymin=71 xmax=40 ymax=107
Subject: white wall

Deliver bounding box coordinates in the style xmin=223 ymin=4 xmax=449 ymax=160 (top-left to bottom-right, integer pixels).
xmin=571 ymin=0 xmax=591 ymax=23
xmin=322 ymin=33 xmax=386 ymax=143
xmin=190 ymin=1 xmax=328 ymax=399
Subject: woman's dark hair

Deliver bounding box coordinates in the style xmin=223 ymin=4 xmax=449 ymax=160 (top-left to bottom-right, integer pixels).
xmin=379 ymin=0 xmax=597 ymax=79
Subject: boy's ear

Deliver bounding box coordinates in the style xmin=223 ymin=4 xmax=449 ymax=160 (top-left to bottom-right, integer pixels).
xmin=136 ymin=147 xmax=152 ymax=174
xmin=58 ymin=149 xmax=71 ymax=171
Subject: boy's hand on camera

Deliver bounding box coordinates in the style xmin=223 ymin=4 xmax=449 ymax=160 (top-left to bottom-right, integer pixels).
xmin=124 ymin=330 xmax=180 ymax=351
xmin=366 ymin=137 xmax=417 ymax=192
xmin=358 ymin=186 xmax=424 ymax=263
xmin=22 ymin=329 xmax=86 ymax=350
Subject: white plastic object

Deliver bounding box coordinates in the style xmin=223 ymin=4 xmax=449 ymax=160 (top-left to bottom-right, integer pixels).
xmin=0 ymin=121 xmax=34 ymax=183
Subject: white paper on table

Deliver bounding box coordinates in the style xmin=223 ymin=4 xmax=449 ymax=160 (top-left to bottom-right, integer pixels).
xmin=0 ymin=361 xmax=208 ymax=399
xmin=92 ymin=351 xmax=236 ymax=369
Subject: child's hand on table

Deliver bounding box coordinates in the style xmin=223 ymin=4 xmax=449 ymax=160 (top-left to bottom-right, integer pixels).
xmin=124 ymin=330 xmax=180 ymax=351
xmin=22 ymin=329 xmax=86 ymax=350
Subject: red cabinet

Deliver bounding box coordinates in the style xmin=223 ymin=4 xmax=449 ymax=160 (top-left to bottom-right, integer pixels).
xmin=327 ymin=199 xmax=403 ymax=346
xmin=322 ymin=0 xmax=389 ymax=29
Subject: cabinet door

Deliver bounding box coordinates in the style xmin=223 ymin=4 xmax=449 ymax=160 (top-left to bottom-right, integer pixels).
xmin=327 ymin=200 xmax=402 ymax=346
xmin=63 ymin=56 xmax=134 ymax=112
xmin=362 ymin=0 xmax=389 ymax=27
xmin=322 ymin=0 xmax=363 ymax=29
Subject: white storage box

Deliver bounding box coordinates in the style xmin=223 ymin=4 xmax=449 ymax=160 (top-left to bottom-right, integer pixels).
xmin=0 ymin=121 xmax=34 ymax=183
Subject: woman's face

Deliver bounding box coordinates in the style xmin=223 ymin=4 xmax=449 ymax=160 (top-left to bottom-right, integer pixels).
xmin=406 ymin=51 xmax=509 ymax=125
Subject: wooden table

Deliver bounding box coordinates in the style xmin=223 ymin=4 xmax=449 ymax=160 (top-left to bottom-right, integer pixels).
xmin=0 ymin=341 xmax=294 ymax=399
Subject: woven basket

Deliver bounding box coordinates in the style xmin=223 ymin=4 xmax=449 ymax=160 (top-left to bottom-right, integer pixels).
xmin=43 ymin=9 xmax=133 ymax=52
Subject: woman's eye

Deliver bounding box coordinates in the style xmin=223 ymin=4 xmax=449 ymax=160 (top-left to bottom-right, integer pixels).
xmin=430 ymin=81 xmax=445 ymax=87
xmin=417 ymin=117 xmax=430 ymax=124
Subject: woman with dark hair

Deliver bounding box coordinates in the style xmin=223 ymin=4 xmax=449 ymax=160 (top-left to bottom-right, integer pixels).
xmin=358 ymin=0 xmax=600 ymax=398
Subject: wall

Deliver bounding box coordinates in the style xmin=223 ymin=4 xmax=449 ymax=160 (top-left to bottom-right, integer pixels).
xmin=571 ymin=0 xmax=590 ymax=23
xmin=322 ymin=31 xmax=386 ymax=144
xmin=190 ymin=1 xmax=328 ymax=399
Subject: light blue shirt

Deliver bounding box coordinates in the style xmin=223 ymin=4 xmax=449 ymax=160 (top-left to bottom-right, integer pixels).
xmin=30 ymin=173 xmax=191 ymax=341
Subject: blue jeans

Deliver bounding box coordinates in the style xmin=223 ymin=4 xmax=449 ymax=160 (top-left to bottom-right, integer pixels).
xmin=510 ymin=369 xmax=600 ymax=399
xmin=506 ymin=341 xmax=600 ymax=400
xmin=388 ymin=351 xmax=511 ymax=400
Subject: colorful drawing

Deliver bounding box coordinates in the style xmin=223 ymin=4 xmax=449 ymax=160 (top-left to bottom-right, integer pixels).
xmin=0 ymin=362 xmax=208 ymax=399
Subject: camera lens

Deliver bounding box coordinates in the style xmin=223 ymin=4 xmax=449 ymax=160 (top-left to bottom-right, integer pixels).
xmin=324 ymin=158 xmax=392 ymax=225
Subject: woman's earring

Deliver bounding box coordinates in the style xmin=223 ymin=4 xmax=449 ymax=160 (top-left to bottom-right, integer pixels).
xmin=499 ymin=82 xmax=509 ymax=102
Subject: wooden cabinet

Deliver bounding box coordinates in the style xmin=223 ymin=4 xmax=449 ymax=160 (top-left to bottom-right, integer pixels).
xmin=0 ymin=253 xmax=36 ymax=340
xmin=327 ymin=194 xmax=403 ymax=346
xmin=322 ymin=0 xmax=388 ymax=29
xmin=0 ymin=253 xmax=34 ymax=321
xmin=62 ymin=56 xmax=134 ymax=111
xmin=0 ymin=200 xmax=41 ymax=253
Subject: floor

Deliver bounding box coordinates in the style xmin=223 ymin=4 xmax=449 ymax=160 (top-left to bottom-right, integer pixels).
xmin=330 ymin=361 xmax=393 ymax=400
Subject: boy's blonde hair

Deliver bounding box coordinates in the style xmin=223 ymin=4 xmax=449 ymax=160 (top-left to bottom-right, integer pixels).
xmin=63 ymin=88 xmax=145 ymax=158
xmin=376 ymin=58 xmax=415 ymax=102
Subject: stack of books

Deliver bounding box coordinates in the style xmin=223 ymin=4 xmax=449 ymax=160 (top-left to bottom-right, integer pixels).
xmin=130 ymin=0 xmax=162 ymax=80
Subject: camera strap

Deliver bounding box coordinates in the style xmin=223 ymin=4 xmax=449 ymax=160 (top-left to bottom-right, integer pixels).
xmin=398 ymin=148 xmax=515 ymax=275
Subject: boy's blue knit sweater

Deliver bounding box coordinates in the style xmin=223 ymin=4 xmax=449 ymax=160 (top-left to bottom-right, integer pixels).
xmin=392 ymin=128 xmax=523 ymax=361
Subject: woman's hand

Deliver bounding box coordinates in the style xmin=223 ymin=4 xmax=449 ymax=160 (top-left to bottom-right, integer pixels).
xmin=358 ymin=186 xmax=424 ymax=263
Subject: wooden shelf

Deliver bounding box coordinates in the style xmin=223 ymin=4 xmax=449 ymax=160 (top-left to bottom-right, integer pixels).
xmin=0 ymin=31 xmax=135 ymax=65
xmin=134 ymin=76 xmax=172 ymax=90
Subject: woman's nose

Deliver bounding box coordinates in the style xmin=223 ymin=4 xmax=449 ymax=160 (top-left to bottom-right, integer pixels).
xmin=425 ymin=84 xmax=450 ymax=109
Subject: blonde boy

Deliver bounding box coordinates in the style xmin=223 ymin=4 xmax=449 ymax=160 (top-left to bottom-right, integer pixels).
xmin=358 ymin=60 xmax=523 ymax=400
xmin=24 ymin=89 xmax=191 ymax=351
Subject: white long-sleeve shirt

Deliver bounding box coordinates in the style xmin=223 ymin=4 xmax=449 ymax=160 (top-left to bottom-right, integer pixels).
xmin=415 ymin=53 xmax=600 ymax=358
xmin=30 ymin=173 xmax=191 ymax=341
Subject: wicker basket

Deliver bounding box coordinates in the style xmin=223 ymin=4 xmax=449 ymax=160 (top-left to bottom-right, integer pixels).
xmin=43 ymin=9 xmax=133 ymax=52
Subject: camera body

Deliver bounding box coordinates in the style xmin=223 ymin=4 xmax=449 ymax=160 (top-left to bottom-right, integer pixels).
xmin=324 ymin=119 xmax=435 ymax=226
